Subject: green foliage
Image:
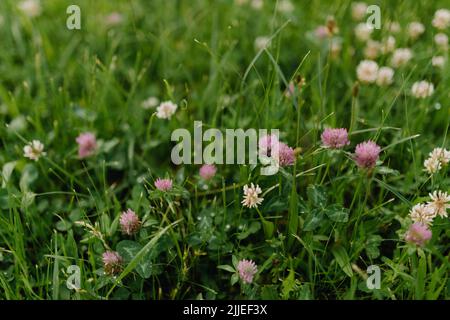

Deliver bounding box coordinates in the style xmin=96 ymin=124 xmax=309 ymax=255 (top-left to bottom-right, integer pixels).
xmin=0 ymin=0 xmax=449 ymax=300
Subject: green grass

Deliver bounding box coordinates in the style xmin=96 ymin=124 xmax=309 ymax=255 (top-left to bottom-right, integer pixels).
xmin=0 ymin=0 xmax=449 ymax=300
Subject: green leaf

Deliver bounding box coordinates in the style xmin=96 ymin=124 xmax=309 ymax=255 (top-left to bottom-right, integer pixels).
xmin=232 ymin=255 xmax=238 ymax=269
xmin=19 ymin=164 xmax=38 ymax=192
xmin=426 ymin=265 xmax=447 ymax=300
xmin=262 ymin=195 xmax=288 ymax=212
xmin=287 ymin=186 xmax=298 ymax=247
xmin=307 ymin=185 xmax=327 ymax=208
xmin=236 ymin=221 xmax=261 ymax=240
xmin=0 ymin=188 xmax=20 ymax=209
xmin=415 ymin=253 xmax=427 ymax=300
xmin=365 ymin=235 xmax=383 ymax=259
xmin=116 ymin=240 xmax=141 ymax=260
xmin=231 ymin=273 xmax=239 ymax=286
xmin=56 ymin=219 xmax=72 ymax=232
xmin=21 ymin=191 xmax=35 ymax=209
xmin=377 ymin=166 xmax=399 ymax=176
xmin=100 ymin=138 xmax=120 ymax=153
xmin=324 ymin=205 xmax=349 ymax=223
xmin=107 ymin=220 xmax=181 ymax=297
xmin=217 ymin=265 xmax=235 ymax=273
xmin=303 ymin=209 xmax=324 ymax=231
xmin=262 ymin=219 xmax=275 ymax=239
xmin=261 ymin=285 xmax=279 ymax=300
xmin=239 ymin=165 xmax=249 ymax=183
xmin=331 ymin=246 xmax=353 ymax=277
xmin=116 ymin=240 xmax=157 ymax=279
xmin=281 ymin=268 xmax=296 ymax=300
xmin=1 ymin=161 xmax=17 ymax=187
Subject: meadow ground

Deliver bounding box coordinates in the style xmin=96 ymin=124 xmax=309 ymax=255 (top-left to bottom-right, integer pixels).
xmin=0 ymin=0 xmax=449 ymax=300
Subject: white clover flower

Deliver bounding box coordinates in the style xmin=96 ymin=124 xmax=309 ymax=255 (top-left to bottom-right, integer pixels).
xmin=407 ymin=22 xmax=425 ymax=39
xmin=356 ymin=60 xmax=379 ymax=83
xmin=330 ymin=38 xmax=342 ymax=58
xmin=427 ymin=191 xmax=450 ymax=218
xmin=411 ymin=81 xmax=434 ymax=98
xmin=18 ymin=0 xmax=41 ymax=17
xmin=254 ymin=36 xmax=271 ymax=51
xmin=391 ymin=48 xmax=413 ymax=68
xmin=434 ymin=33 xmax=448 ymax=50
xmin=364 ymin=40 xmax=380 ymax=59
xmin=432 ymin=9 xmax=450 ymax=30
xmin=241 ymin=183 xmax=264 ymax=208
xmin=156 ymin=101 xmax=178 ymax=119
xmin=376 ymin=67 xmax=394 ymax=86
xmin=351 ymin=2 xmax=368 ymax=21
xmin=432 ymin=56 xmax=445 ymax=68
xmin=354 ymin=23 xmax=373 ymax=41
xmin=429 ymin=147 xmax=450 ymax=165
xmin=23 ymin=140 xmax=46 ymax=161
xmin=380 ymin=36 xmax=396 ymax=54
xmin=423 ymin=147 xmax=450 ymax=174
xmin=250 ymin=0 xmax=263 ymax=10
xmin=277 ymin=0 xmax=294 ymax=13
xmin=424 ymin=156 xmax=441 ymax=174
xmin=387 ymin=21 xmax=401 ymax=34
xmin=409 ymin=203 xmax=436 ymax=225
xmin=141 ymin=96 xmax=159 ymax=109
